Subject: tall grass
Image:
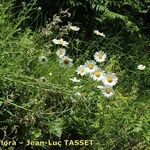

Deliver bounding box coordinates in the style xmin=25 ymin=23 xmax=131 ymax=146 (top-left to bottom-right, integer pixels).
xmin=0 ymin=1 xmax=150 ymax=150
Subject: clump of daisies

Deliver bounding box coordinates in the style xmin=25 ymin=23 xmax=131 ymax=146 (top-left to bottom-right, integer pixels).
xmin=52 ymin=37 xmax=73 ymax=68
xmin=43 ymin=11 xmax=118 ymax=98
xmin=76 ymin=50 xmax=118 ymax=98
xmin=51 ymin=14 xmax=80 ymax=69
xmin=41 ymin=10 xmax=81 ymax=70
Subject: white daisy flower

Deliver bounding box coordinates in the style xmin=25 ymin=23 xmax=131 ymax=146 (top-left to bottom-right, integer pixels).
xmin=56 ymin=48 xmax=66 ymax=58
xmin=137 ymin=64 xmax=146 ymax=70
xmin=76 ymin=65 xmax=87 ymax=76
xmin=101 ymin=86 xmax=114 ymax=98
xmin=85 ymin=60 xmax=97 ymax=73
xmin=52 ymin=38 xmax=69 ymax=47
xmin=69 ymin=77 xmax=81 ymax=83
xmin=94 ymin=30 xmax=105 ymax=37
xmin=69 ymin=25 xmax=80 ymax=31
xmin=59 ymin=56 xmax=73 ymax=68
xmin=38 ymin=55 xmax=48 ymax=64
xmin=102 ymin=72 xmax=118 ymax=86
xmin=94 ymin=51 xmax=107 ymax=63
xmin=91 ymin=68 xmax=104 ymax=81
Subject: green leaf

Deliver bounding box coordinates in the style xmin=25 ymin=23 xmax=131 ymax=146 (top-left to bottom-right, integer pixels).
xmin=133 ymin=127 xmax=142 ymax=133
xmin=51 ymin=118 xmax=63 ymax=137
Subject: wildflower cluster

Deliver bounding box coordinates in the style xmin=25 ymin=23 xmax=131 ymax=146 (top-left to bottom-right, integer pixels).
xmin=51 ymin=14 xmax=80 ymax=68
xmin=76 ymin=51 xmax=118 ymax=98
xmin=52 ymin=38 xmax=73 ymax=68
xmin=46 ymin=11 xmax=118 ymax=98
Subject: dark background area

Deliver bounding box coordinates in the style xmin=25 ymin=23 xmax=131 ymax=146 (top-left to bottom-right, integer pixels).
xmin=12 ymin=0 xmax=150 ymax=35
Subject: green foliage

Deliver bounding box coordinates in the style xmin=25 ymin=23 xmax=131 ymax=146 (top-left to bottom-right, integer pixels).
xmin=0 ymin=1 xmax=150 ymax=150
xmin=68 ymin=0 xmax=149 ymax=33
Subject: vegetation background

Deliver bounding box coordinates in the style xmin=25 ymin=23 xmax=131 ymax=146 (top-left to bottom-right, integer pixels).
xmin=0 ymin=0 xmax=150 ymax=149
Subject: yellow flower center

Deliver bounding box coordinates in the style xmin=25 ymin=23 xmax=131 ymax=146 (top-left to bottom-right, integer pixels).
xmin=98 ymin=53 xmax=103 ymax=59
xmin=64 ymin=59 xmax=69 ymax=65
xmin=107 ymin=76 xmax=113 ymax=82
xmin=105 ymin=88 xmax=112 ymax=94
xmin=94 ymin=70 xmax=101 ymax=77
xmin=87 ymin=64 xmax=94 ymax=69
xmin=80 ymin=68 xmax=84 ymax=73
xmin=58 ymin=39 xmax=64 ymax=44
